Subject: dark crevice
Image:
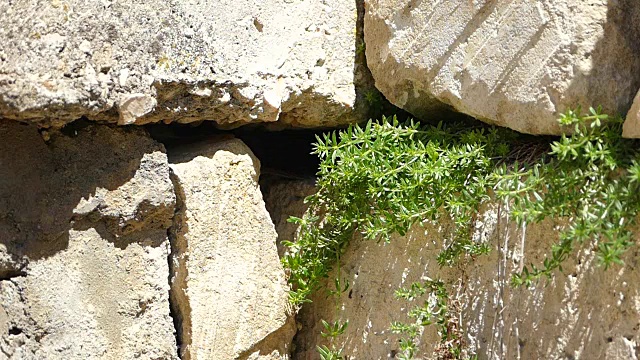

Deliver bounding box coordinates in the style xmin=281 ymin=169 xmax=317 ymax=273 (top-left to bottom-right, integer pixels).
xmin=167 ymin=169 xmax=191 ymax=360
xmin=8 ymin=327 xmax=23 ymax=336
xmin=147 ymin=122 xmax=322 ymax=182
xmin=0 ymin=269 xmax=26 ymax=281
xmin=166 ymin=242 xmax=183 ymax=359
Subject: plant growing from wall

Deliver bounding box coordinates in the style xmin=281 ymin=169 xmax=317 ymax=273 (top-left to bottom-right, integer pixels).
xmin=283 ymin=115 xmax=514 ymax=359
xmin=391 ymin=279 xmax=472 ymax=360
xmin=282 ymin=116 xmax=511 ymax=305
xmin=494 ymin=107 xmax=640 ymax=285
xmin=282 ymin=108 xmax=640 ymax=359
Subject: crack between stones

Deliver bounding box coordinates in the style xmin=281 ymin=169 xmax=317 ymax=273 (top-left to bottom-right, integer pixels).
xmin=0 ymin=269 xmax=26 ymax=281
xmin=167 ymin=168 xmax=192 ymax=360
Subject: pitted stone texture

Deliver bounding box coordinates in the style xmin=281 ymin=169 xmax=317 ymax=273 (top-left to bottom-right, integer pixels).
xmin=365 ymin=0 xmax=640 ymax=135
xmin=0 ymin=0 xmax=369 ymax=128
xmin=168 ymin=138 xmax=295 ymax=360
xmin=269 ymin=182 xmax=640 ymax=360
xmin=0 ymin=229 xmax=177 ymax=360
xmin=0 ymin=121 xmax=175 ymax=275
xmin=0 ymin=121 xmax=177 ymax=359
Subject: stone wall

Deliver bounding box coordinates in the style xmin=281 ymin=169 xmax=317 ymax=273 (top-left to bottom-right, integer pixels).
xmin=0 ymin=122 xmax=294 ymax=359
xmin=2 ymin=0 xmax=640 ymax=359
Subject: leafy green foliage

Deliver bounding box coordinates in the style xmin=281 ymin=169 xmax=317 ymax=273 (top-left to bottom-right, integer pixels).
xmin=282 ymin=108 xmax=640 ymax=359
xmin=282 ymin=116 xmax=512 ymax=306
xmin=317 ymin=317 xmax=348 ymax=359
xmin=317 ymin=345 xmax=345 ymax=360
xmin=363 ymin=89 xmax=381 ymax=106
xmin=321 ymin=319 xmax=349 ymax=338
xmin=391 ymin=279 xmax=471 ymax=360
xmin=355 ymin=39 xmax=366 ymax=55
xmin=494 ymin=106 xmax=640 ymax=286
xmin=316 ymin=345 xmax=344 ymax=360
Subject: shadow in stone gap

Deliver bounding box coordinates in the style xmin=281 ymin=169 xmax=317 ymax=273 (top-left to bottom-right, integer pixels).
xmin=147 ymin=121 xmax=322 ymax=181
xmin=0 ymin=119 xmax=169 ymax=277
xmin=352 ymin=0 xmax=382 ymax=122
xmin=166 ymin=172 xmax=192 ymax=359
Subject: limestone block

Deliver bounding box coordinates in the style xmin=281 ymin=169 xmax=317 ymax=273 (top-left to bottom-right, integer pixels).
xmin=0 ymin=0 xmax=370 ymax=128
xmin=168 ymin=138 xmax=295 ymax=360
xmin=0 ymin=121 xmax=178 ymax=359
xmin=269 ymin=181 xmax=640 ymax=359
xmin=263 ymin=179 xmax=316 ymax=258
xmin=365 ymin=0 xmax=640 ymax=135
xmin=623 ymin=90 xmax=640 ymax=138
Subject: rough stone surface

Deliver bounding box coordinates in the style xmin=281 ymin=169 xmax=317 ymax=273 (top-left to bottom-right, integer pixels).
xmin=269 ymin=181 xmax=640 ymax=360
xmin=263 ymin=179 xmax=316 ymax=258
xmin=365 ymin=0 xmax=640 ymax=135
xmin=0 ymin=0 xmax=373 ymax=128
xmin=168 ymin=138 xmax=295 ymax=360
xmin=0 ymin=121 xmax=178 ymax=359
xmin=623 ymin=90 xmax=640 ymax=138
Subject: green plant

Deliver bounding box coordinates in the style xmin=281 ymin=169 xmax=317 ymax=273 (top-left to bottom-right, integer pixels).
xmin=363 ymin=89 xmax=381 ymax=107
xmin=317 ymin=345 xmax=345 ymax=360
xmin=282 ymin=116 xmax=513 ymax=358
xmin=283 ymin=108 xmax=640 ymax=359
xmin=317 ymin=316 xmax=348 ymax=359
xmin=356 ymin=40 xmax=366 ymax=55
xmin=282 ymin=116 xmax=510 ymax=307
xmin=321 ymin=319 xmax=349 ymax=338
xmin=494 ymin=107 xmax=640 ymax=286
xmin=391 ymin=279 xmax=471 ymax=360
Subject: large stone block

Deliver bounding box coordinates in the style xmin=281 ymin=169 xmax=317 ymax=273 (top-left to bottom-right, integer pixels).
xmin=168 ymin=138 xmax=295 ymax=360
xmin=267 ymin=181 xmax=640 ymax=360
xmin=0 ymin=121 xmax=178 ymax=359
xmin=365 ymin=0 xmax=640 ymax=135
xmin=0 ymin=0 xmax=369 ymax=128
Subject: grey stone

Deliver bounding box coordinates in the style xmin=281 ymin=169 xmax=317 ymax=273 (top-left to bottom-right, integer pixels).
xmin=0 ymin=0 xmax=372 ymax=129
xmin=0 ymin=121 xmax=178 ymax=359
xmin=365 ymin=0 xmax=640 ymax=135
xmin=267 ymin=182 xmax=640 ymax=359
xmin=263 ymin=179 xmax=316 ymax=258
xmin=168 ymin=138 xmax=295 ymax=360
xmin=623 ymin=90 xmax=640 ymax=138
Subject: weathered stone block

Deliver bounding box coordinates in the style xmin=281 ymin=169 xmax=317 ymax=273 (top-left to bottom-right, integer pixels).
xmin=168 ymin=138 xmax=295 ymax=360
xmin=266 ymin=181 xmax=640 ymax=360
xmin=0 ymin=0 xmax=369 ymax=128
xmin=365 ymin=0 xmax=640 ymax=135
xmin=0 ymin=121 xmax=178 ymax=359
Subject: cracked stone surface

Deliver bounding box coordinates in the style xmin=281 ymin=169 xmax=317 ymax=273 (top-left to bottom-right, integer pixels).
xmin=365 ymin=0 xmax=640 ymax=135
xmin=168 ymin=137 xmax=295 ymax=360
xmin=0 ymin=120 xmax=178 ymax=359
xmin=0 ymin=0 xmax=372 ymax=129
